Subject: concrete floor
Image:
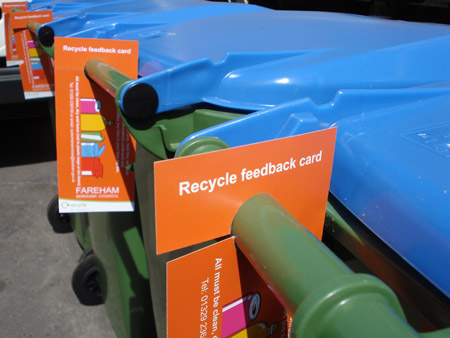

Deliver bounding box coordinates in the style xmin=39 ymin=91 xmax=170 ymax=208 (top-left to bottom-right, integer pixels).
xmin=0 ymin=101 xmax=115 ymax=337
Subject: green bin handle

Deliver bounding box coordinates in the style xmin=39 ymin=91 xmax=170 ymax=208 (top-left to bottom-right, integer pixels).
xmin=10 ymin=8 xmax=55 ymax=57
xmin=30 ymin=22 xmax=54 ymax=57
xmin=175 ymin=136 xmax=230 ymax=157
xmin=27 ymin=20 xmax=40 ymax=35
xmin=84 ymin=58 xmax=158 ymax=120
xmin=232 ymin=193 xmax=450 ymax=338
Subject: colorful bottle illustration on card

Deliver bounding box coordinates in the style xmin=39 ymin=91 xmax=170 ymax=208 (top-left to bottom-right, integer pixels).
xmin=27 ymin=40 xmax=47 ymax=82
xmin=230 ymin=322 xmax=279 ymax=338
xmin=11 ymin=28 xmax=17 ymax=56
xmin=81 ymin=158 xmax=103 ymax=178
xmin=78 ymin=97 xmax=107 ymax=171
xmin=27 ymin=40 xmax=41 ymax=58
xmin=81 ymin=131 xmax=105 ymax=142
xmin=81 ymin=98 xmax=101 ymax=114
xmin=81 ymin=142 xmax=105 ymax=158
xmin=11 ymin=34 xmax=16 ymax=53
xmin=81 ymin=114 xmax=114 ymax=132
xmin=31 ymin=60 xmax=45 ymax=80
xmin=223 ymin=293 xmax=261 ymax=337
xmin=29 ymin=46 xmax=43 ymax=78
xmin=27 ymin=40 xmax=37 ymax=48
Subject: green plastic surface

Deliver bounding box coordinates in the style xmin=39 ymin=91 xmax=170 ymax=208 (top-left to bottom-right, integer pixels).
xmin=231 ymin=193 xmax=449 ymax=338
xmin=134 ymin=142 xmax=223 ymax=337
xmin=175 ymin=136 xmax=230 ymax=157
xmin=82 ymin=59 xmax=243 ymax=158
xmin=85 ymin=59 xmax=130 ymax=96
xmin=40 ymin=44 xmax=54 ymax=59
xmin=130 ymin=110 xmax=238 ymax=337
xmin=121 ymin=107 xmax=241 ymax=159
xmin=88 ymin=210 xmax=155 ymax=338
xmin=69 ymin=213 xmax=91 ymax=250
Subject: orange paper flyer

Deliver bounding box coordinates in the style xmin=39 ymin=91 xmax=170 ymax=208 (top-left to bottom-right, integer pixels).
xmin=154 ymin=128 xmax=336 ymax=254
xmin=167 ymin=238 xmax=291 ymax=338
xmin=54 ymin=37 xmax=138 ymax=213
xmin=2 ymin=1 xmax=28 ymax=67
xmin=11 ymin=9 xmax=54 ymax=99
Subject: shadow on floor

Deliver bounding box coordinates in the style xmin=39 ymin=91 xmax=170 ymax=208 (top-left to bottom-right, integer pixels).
xmin=0 ymin=100 xmax=56 ymax=167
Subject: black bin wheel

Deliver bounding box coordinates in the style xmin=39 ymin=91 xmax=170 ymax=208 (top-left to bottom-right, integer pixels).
xmin=71 ymin=254 xmax=103 ymax=306
xmin=47 ymin=194 xmax=72 ymax=233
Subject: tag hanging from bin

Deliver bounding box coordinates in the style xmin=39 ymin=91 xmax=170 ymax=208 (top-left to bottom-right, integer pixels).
xmin=155 ymin=128 xmax=336 ymax=254
xmin=10 ymin=9 xmax=54 ymax=99
xmin=167 ymin=237 xmax=291 ymax=338
xmin=2 ymin=1 xmax=28 ymax=67
xmin=54 ymin=37 xmax=138 ymax=213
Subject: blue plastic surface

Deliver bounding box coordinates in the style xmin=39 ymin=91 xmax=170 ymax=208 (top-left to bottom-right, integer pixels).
xmin=153 ymin=12 xmax=449 ymax=298
xmin=34 ymin=0 xmax=267 ymax=49
xmin=28 ymin=0 xmax=131 ymax=14
xmin=114 ymin=10 xmax=450 ymax=114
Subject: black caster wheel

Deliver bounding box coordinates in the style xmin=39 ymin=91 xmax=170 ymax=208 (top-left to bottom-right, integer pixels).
xmin=47 ymin=194 xmax=72 ymax=233
xmin=71 ymin=254 xmax=103 ymax=306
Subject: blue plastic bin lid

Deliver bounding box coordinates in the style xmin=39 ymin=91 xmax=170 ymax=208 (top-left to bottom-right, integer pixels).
xmin=114 ymin=10 xmax=450 ymax=114
xmin=28 ymin=0 xmax=130 ymax=13
xmin=28 ymin=0 xmax=125 ymax=17
xmin=330 ymin=90 xmax=450 ymax=299
xmin=132 ymin=11 xmax=449 ymax=298
xmin=35 ymin=0 xmax=267 ymax=47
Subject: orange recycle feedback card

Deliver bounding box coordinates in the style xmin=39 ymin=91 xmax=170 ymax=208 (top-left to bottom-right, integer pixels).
xmin=167 ymin=237 xmax=292 ymax=338
xmin=164 ymin=129 xmax=336 ymax=337
xmin=10 ymin=9 xmax=54 ymax=99
xmin=54 ymin=37 xmax=138 ymax=212
xmin=2 ymin=1 xmax=28 ymax=67
xmin=154 ymin=128 xmax=336 ymax=254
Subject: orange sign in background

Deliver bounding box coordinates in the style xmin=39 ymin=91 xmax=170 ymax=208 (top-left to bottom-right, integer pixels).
xmin=2 ymin=1 xmax=28 ymax=66
xmin=154 ymin=128 xmax=336 ymax=254
xmin=167 ymin=237 xmax=291 ymax=338
xmin=11 ymin=10 xmax=54 ymax=99
xmin=54 ymin=37 xmax=138 ymax=213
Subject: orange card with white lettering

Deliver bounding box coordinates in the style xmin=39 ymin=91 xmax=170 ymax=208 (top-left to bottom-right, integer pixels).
xmin=11 ymin=10 xmax=54 ymax=99
xmin=2 ymin=1 xmax=28 ymax=66
xmin=167 ymin=237 xmax=291 ymax=338
xmin=54 ymin=37 xmax=138 ymax=213
xmin=154 ymin=128 xmax=336 ymax=254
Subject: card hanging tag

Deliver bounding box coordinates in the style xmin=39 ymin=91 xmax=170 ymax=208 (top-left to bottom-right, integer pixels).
xmin=54 ymin=37 xmax=139 ymax=213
